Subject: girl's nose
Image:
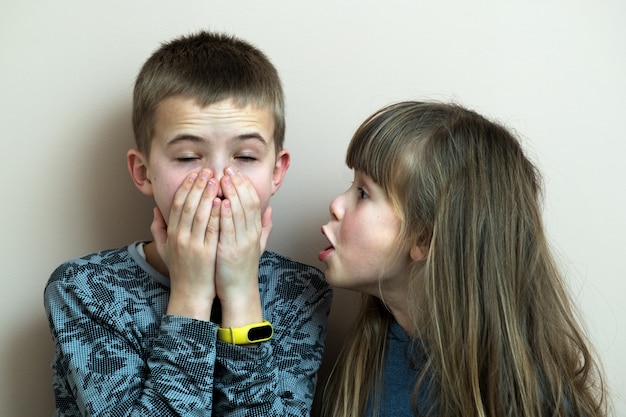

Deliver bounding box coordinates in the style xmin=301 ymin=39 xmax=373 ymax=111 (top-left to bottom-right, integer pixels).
xmin=329 ymin=194 xmax=344 ymax=221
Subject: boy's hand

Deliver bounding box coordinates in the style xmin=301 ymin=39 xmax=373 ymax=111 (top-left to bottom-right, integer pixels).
xmin=152 ymin=169 xmax=221 ymax=321
xmin=215 ymin=167 xmax=267 ymax=327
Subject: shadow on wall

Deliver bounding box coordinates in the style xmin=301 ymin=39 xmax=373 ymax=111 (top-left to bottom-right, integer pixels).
xmin=5 ymin=316 xmax=56 ymax=417
xmin=80 ymin=101 xmax=155 ymax=249
xmin=13 ymin=100 xmax=154 ymax=416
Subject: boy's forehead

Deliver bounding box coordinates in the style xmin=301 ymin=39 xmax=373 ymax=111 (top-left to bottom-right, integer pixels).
xmin=150 ymin=95 xmax=279 ymax=150
xmin=156 ymin=96 xmax=274 ymax=130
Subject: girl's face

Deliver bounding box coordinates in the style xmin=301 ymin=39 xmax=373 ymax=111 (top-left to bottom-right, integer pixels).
xmin=319 ymin=170 xmax=413 ymax=295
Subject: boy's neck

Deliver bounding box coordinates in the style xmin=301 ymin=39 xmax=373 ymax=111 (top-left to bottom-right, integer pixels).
xmin=143 ymin=241 xmax=170 ymax=278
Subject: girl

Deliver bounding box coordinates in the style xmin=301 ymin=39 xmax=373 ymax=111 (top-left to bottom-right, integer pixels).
xmin=319 ymin=101 xmax=608 ymax=417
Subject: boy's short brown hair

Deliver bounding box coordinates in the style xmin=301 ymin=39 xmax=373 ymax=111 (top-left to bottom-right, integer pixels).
xmin=132 ymin=31 xmax=285 ymax=155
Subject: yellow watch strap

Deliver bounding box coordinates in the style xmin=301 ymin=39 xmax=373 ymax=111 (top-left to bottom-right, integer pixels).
xmin=217 ymin=320 xmax=273 ymax=344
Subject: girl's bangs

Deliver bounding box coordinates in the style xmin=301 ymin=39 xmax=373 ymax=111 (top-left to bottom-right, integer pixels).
xmin=346 ymin=110 xmax=400 ymax=190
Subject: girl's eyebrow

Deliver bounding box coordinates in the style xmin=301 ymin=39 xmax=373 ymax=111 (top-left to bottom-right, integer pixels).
xmin=355 ymin=171 xmax=375 ymax=186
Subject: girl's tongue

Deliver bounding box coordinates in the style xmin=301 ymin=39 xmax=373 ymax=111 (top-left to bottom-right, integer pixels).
xmin=318 ymin=245 xmax=334 ymax=262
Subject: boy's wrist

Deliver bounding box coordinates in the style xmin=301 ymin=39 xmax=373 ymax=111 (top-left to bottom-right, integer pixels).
xmin=219 ymin=293 xmax=263 ymax=328
xmin=166 ymin=294 xmax=214 ymax=321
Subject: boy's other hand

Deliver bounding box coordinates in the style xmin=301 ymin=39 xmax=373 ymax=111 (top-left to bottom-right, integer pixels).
xmin=154 ymin=169 xmax=220 ymax=321
xmin=215 ymin=167 xmax=264 ymax=327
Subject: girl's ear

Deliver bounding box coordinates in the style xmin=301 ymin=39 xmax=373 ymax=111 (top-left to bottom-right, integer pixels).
xmin=127 ymin=149 xmax=154 ymax=196
xmin=410 ymin=244 xmax=429 ymax=262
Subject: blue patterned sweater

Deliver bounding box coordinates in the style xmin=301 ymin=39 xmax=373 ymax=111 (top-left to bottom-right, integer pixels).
xmin=44 ymin=242 xmax=332 ymax=416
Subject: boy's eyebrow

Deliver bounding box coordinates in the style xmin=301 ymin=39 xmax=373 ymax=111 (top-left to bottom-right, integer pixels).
xmin=236 ymin=132 xmax=268 ymax=145
xmin=166 ymin=133 xmax=269 ymax=146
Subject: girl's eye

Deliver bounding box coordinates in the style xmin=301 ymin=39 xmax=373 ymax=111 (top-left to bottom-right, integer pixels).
xmin=358 ymin=187 xmax=369 ymax=199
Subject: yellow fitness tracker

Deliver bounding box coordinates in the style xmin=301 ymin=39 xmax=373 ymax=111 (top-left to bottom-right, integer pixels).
xmin=217 ymin=320 xmax=274 ymax=345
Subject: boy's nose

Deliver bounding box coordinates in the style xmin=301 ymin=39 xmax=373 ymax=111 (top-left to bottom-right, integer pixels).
xmin=211 ymin=173 xmax=225 ymax=200
xmin=206 ymin=166 xmax=229 ymax=199
xmin=202 ymin=161 xmax=227 ymax=198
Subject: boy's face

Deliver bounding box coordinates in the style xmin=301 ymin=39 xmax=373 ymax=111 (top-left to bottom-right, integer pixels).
xmin=129 ymin=96 xmax=289 ymax=223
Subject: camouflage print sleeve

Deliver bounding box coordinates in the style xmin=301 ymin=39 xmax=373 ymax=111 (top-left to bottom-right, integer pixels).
xmin=44 ymin=248 xmax=220 ymax=416
xmin=44 ymin=247 xmax=332 ymax=417
xmin=212 ymin=252 xmax=333 ymax=417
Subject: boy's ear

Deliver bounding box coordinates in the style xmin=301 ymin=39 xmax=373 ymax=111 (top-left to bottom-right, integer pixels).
xmin=127 ymin=149 xmax=154 ymax=196
xmin=410 ymin=243 xmax=429 ymax=262
xmin=270 ymin=149 xmax=290 ymax=195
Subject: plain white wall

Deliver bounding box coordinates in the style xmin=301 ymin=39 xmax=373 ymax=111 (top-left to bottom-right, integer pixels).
xmin=1 ymin=1 xmax=624 ymax=415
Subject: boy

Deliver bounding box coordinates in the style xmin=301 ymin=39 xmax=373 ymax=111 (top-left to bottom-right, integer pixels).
xmin=44 ymin=31 xmax=332 ymax=416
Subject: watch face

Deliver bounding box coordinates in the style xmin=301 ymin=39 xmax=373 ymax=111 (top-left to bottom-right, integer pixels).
xmin=247 ymin=325 xmax=272 ymax=341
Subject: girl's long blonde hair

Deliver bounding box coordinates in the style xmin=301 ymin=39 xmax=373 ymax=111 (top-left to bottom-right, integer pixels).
xmin=321 ymin=102 xmax=608 ymax=417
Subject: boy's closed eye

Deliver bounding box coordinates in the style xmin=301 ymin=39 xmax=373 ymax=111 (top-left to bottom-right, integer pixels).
xmin=176 ymin=155 xmax=201 ymax=162
xmin=234 ymin=154 xmax=258 ymax=162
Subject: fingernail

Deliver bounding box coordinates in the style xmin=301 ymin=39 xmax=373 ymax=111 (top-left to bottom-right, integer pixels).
xmin=189 ymin=172 xmax=198 ymax=181
xmin=200 ymin=169 xmax=211 ymax=179
xmin=226 ymin=167 xmax=236 ymax=176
